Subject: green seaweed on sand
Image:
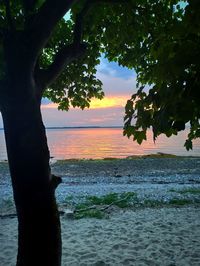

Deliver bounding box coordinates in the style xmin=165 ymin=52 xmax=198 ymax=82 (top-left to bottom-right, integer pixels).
xmin=65 ymin=195 xmax=74 ymax=201
xmin=75 ymin=209 xmax=105 ymax=219
xmin=141 ymin=198 xmax=199 ymax=207
xmin=73 ymin=192 xmax=137 ymax=219
xmin=2 ymin=198 xmax=14 ymax=206
xmin=169 ymin=188 xmax=200 ymax=195
xmin=63 ymin=191 xmax=200 ymax=219
xmin=86 ymin=192 xmax=137 ymax=207
xmin=127 ymin=153 xmax=178 ymax=159
xmin=168 ymin=199 xmax=193 ymax=205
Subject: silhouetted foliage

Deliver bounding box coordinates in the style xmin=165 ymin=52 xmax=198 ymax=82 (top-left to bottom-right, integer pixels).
xmin=123 ymin=1 xmax=200 ymax=149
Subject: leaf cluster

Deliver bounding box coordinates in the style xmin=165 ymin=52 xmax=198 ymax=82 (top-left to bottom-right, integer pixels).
xmin=123 ymin=0 xmax=200 ymax=149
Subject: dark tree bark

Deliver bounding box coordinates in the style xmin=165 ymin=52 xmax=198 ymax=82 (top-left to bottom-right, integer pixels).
xmin=0 ymin=32 xmax=62 ymax=265
xmin=1 ymin=91 xmax=62 ymax=266
xmin=0 ymin=0 xmax=99 ymax=264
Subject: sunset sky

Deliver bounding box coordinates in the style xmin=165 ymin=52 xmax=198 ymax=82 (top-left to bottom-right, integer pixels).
xmin=0 ymin=56 xmax=137 ymax=128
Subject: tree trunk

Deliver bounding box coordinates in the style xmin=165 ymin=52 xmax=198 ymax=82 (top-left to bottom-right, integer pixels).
xmin=1 ymin=92 xmax=62 ymax=266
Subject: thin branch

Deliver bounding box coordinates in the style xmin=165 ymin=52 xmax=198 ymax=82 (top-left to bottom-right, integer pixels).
xmin=74 ymin=194 xmax=132 ymax=213
xmin=74 ymin=205 xmax=97 ymax=213
xmin=36 ymin=43 xmax=87 ymax=89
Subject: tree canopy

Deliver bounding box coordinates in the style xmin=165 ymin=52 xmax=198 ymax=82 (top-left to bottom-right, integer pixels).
xmin=123 ymin=0 xmax=200 ymax=150
xmin=0 ymin=0 xmax=199 ymax=149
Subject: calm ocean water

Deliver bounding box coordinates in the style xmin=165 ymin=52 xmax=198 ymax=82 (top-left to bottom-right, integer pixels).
xmin=0 ymin=128 xmax=200 ymax=161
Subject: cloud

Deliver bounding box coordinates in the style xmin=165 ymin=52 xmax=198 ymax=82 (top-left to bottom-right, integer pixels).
xmin=97 ymin=72 xmax=137 ymax=97
xmin=41 ymin=95 xmax=129 ymax=110
xmin=41 ymin=102 xmax=58 ymax=109
xmin=89 ymin=96 xmax=128 ymax=109
xmin=39 ymin=62 xmax=137 ymax=127
xmin=41 ymin=106 xmax=125 ymax=127
xmin=97 ymin=56 xmax=136 ymax=80
xmin=97 ymin=59 xmax=117 ymax=77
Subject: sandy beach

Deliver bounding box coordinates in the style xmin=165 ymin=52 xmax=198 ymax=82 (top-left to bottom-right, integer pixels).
xmin=0 ymin=207 xmax=200 ymax=266
xmin=0 ymin=157 xmax=200 ymax=265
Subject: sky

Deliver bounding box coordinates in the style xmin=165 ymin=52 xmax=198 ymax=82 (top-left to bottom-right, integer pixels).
xmin=0 ymin=56 xmax=137 ymax=128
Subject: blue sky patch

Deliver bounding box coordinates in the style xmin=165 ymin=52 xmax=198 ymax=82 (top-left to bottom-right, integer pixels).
xmin=98 ymin=56 xmax=136 ymax=80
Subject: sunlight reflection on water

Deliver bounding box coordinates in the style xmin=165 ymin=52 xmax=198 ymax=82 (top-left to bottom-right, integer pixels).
xmin=0 ymin=128 xmax=199 ymax=161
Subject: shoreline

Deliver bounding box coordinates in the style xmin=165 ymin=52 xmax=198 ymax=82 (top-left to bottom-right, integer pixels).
xmin=0 ymin=153 xmax=200 ymax=163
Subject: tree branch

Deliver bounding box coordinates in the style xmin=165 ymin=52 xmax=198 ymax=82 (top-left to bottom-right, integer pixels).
xmin=22 ymin=0 xmax=38 ymax=26
xmin=73 ymin=0 xmax=91 ymax=47
xmin=29 ymin=0 xmax=77 ymax=59
xmin=4 ymin=0 xmax=15 ymax=31
xmin=35 ymin=0 xmax=95 ymax=90
xmin=29 ymin=0 xmax=128 ymax=59
xmin=36 ymin=43 xmax=87 ymax=89
xmin=35 ymin=0 xmax=131 ymax=91
xmin=22 ymin=0 xmax=37 ymax=13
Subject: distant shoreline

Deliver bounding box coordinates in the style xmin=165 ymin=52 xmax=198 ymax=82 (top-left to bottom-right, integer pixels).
xmin=0 ymin=126 xmax=123 ymax=130
xmin=46 ymin=126 xmax=122 ymax=129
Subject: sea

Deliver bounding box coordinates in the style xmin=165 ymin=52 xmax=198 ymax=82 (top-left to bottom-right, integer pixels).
xmin=0 ymin=127 xmax=200 ymax=161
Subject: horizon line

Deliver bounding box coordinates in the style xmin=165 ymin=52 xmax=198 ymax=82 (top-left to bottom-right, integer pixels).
xmin=0 ymin=126 xmax=123 ymax=130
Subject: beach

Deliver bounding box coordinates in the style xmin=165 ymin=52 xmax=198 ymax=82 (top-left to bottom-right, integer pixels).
xmin=0 ymin=157 xmax=200 ymax=265
xmin=1 ymin=207 xmax=200 ymax=265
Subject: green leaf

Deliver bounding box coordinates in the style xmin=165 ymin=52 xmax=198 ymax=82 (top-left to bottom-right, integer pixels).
xmin=184 ymin=139 xmax=193 ymax=151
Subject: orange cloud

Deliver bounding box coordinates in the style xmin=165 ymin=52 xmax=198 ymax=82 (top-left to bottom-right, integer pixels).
xmin=89 ymin=96 xmax=128 ymax=109
xmin=41 ymin=96 xmax=129 ymax=110
xmin=41 ymin=102 xmax=58 ymax=109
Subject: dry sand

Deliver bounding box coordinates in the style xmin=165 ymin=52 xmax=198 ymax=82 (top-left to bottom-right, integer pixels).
xmin=0 ymin=206 xmax=200 ymax=266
